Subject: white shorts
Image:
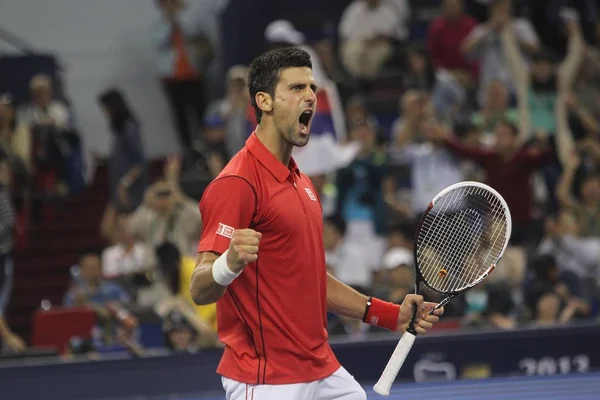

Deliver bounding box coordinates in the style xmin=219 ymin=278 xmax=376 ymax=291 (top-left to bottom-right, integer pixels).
xmin=222 ymin=366 xmax=367 ymax=400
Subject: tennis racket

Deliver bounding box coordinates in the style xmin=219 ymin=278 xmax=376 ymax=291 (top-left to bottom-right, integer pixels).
xmin=373 ymin=181 xmax=512 ymax=396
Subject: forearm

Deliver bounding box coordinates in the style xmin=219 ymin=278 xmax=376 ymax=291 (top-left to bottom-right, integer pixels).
xmin=120 ymin=165 xmax=143 ymax=187
xmin=326 ymin=273 xmax=369 ymax=319
xmin=556 ymin=167 xmax=577 ymax=205
xmin=190 ymin=262 xmax=226 ymax=306
xmin=501 ymin=27 xmax=531 ymax=141
xmin=0 ymin=316 xmax=13 ymax=339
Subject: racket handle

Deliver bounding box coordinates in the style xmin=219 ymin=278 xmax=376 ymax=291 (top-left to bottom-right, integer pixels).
xmin=373 ymin=331 xmax=416 ymax=396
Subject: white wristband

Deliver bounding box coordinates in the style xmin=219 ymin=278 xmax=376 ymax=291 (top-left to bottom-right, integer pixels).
xmin=212 ymin=250 xmax=242 ymax=286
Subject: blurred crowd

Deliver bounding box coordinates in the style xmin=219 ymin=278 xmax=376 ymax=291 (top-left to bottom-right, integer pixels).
xmin=1 ymin=0 xmax=600 ymax=358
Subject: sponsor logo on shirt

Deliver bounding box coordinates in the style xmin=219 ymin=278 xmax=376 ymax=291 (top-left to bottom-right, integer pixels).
xmin=216 ymin=223 xmax=234 ymax=239
xmin=305 ymin=188 xmax=317 ymax=201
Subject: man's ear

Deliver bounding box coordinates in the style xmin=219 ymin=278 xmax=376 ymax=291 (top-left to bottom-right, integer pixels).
xmin=255 ymin=91 xmax=273 ymax=115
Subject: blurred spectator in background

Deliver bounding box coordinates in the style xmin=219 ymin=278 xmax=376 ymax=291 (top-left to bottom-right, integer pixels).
xmin=152 ymin=0 xmax=213 ymax=148
xmin=470 ymin=79 xmax=518 ymax=137
xmin=428 ymin=0 xmax=478 ymax=82
xmin=153 ymin=243 xmax=217 ymax=348
xmin=162 ymin=310 xmax=201 ymax=353
xmin=100 ymin=208 xmax=159 ymax=307
xmin=335 ymin=118 xmax=387 ymax=269
xmin=556 ymin=155 xmax=600 ymax=238
xmin=64 ymin=252 xmax=130 ymax=309
xmin=98 ymin=89 xmax=149 ymax=213
xmin=0 ymin=156 xmax=23 ymax=353
xmin=339 ymin=0 xmax=401 ymax=80
xmin=18 ymin=74 xmax=75 ymax=204
xmin=205 ymin=65 xmax=250 ymax=157
xmin=198 ymin=111 xmax=230 ymax=178
xmin=504 ymin=9 xmax=584 ymax=143
xmin=380 ymin=247 xmax=413 ymax=303
xmin=537 ymin=209 xmax=600 ymax=295
xmin=524 ymin=254 xmax=590 ymax=322
xmin=0 ymin=93 xmax=32 ymax=172
xmin=391 ymin=90 xmax=425 ymax=147
xmin=323 ymin=214 xmax=373 ymax=293
xmin=128 ymin=157 xmax=201 ymax=258
xmin=462 ymin=0 xmax=540 ymax=106
xmin=437 ymin=120 xmax=555 ymax=247
xmin=402 ymin=45 xmax=436 ymax=92
xmin=18 ymin=74 xmax=70 ymax=131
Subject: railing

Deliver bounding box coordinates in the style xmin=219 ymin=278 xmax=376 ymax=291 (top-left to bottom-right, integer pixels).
xmin=0 ymin=322 xmax=598 ymax=400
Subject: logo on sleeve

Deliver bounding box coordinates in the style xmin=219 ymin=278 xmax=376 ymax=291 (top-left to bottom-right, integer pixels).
xmin=304 ymin=188 xmax=317 ymax=201
xmin=216 ymin=223 xmax=234 ymax=239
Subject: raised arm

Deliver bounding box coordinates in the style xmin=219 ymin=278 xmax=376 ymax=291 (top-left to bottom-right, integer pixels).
xmin=555 ymin=18 xmax=585 ymax=166
xmin=190 ymin=177 xmax=258 ymax=305
xmin=501 ymin=25 xmax=531 ymax=142
xmin=555 ymin=155 xmax=580 ymax=208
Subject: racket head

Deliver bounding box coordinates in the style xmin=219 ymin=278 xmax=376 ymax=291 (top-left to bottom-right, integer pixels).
xmin=412 ymin=181 xmax=512 ymax=296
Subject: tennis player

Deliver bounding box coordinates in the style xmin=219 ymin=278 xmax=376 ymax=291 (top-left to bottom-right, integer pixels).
xmin=190 ymin=47 xmax=444 ymax=400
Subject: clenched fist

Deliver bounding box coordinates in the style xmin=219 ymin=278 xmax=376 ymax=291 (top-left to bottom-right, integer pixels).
xmin=227 ymin=229 xmax=262 ymax=272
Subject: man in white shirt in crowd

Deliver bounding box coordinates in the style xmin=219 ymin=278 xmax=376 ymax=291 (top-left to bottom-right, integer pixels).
xmin=18 ymin=74 xmax=70 ymax=130
xmin=338 ymin=0 xmax=403 ymax=80
xmin=461 ymin=0 xmax=539 ymax=105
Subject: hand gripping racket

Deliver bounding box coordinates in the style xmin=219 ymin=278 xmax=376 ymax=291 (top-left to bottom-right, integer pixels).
xmin=373 ymin=181 xmax=512 ymax=396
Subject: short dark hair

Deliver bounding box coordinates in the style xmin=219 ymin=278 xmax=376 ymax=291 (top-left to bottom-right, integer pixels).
xmin=247 ymin=47 xmax=312 ymax=123
xmin=98 ymin=88 xmax=137 ymax=133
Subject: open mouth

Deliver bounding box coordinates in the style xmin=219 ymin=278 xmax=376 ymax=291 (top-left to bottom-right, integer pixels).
xmin=298 ymin=109 xmax=314 ymax=134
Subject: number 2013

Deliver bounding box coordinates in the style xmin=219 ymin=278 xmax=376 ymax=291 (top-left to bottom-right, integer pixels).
xmin=518 ymin=355 xmax=590 ymax=376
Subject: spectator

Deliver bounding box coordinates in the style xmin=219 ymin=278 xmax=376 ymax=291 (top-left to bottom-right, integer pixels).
xmin=18 ymin=74 xmax=70 ymax=131
xmin=64 ymin=252 xmax=130 ymax=309
xmin=198 ymin=111 xmax=230 ymax=178
xmin=0 ymin=156 xmax=23 ymax=353
xmin=463 ymin=281 xmax=517 ymax=329
xmin=504 ymin=11 xmax=585 ymax=141
xmin=98 ymin=89 xmax=149 ymax=212
xmin=470 ymin=80 xmax=518 ymax=138
xmin=381 ymin=247 xmax=413 ymax=303
xmin=323 ymin=214 xmax=373 ymax=293
xmin=339 ymin=0 xmax=400 ymax=80
xmin=392 ymin=117 xmax=466 ymax=217
xmin=462 ymin=0 xmax=540 ymax=106
xmin=556 ymin=155 xmax=600 ymax=237
xmin=100 ymin=211 xmax=159 ymax=305
xmin=523 ymin=255 xmax=590 ymax=319
xmin=537 ymin=209 xmax=600 ymax=291
xmin=162 ymin=310 xmax=201 ymax=353
xmin=152 ymin=0 xmax=213 ymax=148
xmin=0 ymin=93 xmax=32 ymax=172
xmin=18 ymin=75 xmax=73 ymax=201
xmin=402 ymin=45 xmax=436 ymax=92
xmin=205 ymin=65 xmax=250 ymax=158
xmin=391 ymin=90 xmax=426 ymax=147
xmin=335 ymin=119 xmax=388 ymax=269
xmin=435 ymin=120 xmax=556 ymax=246
xmin=128 ymin=157 xmax=202 ymax=258
xmin=428 ymin=0 xmax=478 ymax=81
xmin=153 ymin=243 xmax=218 ymax=346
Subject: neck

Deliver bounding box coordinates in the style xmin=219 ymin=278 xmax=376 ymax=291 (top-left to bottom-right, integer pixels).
xmin=255 ymin=122 xmax=294 ymax=166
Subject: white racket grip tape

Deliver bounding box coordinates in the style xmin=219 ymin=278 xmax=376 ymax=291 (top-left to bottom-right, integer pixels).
xmin=373 ymin=331 xmax=416 ymax=396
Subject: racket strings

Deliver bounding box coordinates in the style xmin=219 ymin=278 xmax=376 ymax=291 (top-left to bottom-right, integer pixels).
xmin=416 ymin=186 xmax=508 ymax=293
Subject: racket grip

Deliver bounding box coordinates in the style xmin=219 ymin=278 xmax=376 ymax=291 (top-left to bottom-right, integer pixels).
xmin=373 ymin=331 xmax=416 ymax=396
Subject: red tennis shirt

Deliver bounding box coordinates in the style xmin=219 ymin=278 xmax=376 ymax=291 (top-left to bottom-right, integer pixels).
xmin=197 ymin=132 xmax=341 ymax=385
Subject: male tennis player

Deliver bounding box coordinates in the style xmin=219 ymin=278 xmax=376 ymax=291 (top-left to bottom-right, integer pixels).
xmin=191 ymin=47 xmax=444 ymax=400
